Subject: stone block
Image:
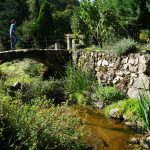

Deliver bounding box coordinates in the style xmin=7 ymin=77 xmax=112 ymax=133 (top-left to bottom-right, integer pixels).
xmin=131 ymin=73 xmax=138 ymax=78
xmin=133 ymin=74 xmax=150 ymax=90
xmin=109 ymin=63 xmax=114 ymax=68
xmin=129 ymin=65 xmax=138 ymax=72
xmin=97 ymin=60 xmax=102 ymax=67
xmin=128 ymin=58 xmax=135 ymax=65
xmin=102 ymin=60 xmax=109 ymax=66
xmin=124 ymin=64 xmax=129 ymax=70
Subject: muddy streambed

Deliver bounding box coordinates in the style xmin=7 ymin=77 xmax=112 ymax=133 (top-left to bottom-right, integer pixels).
xmin=74 ymin=106 xmax=138 ymax=150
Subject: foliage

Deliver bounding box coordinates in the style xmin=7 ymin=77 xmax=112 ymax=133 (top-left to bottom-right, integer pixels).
xmin=23 ymin=60 xmax=44 ymax=77
xmin=105 ymin=93 xmax=150 ymax=132
xmin=32 ymin=0 xmax=54 ymax=48
xmin=96 ymin=86 xmax=126 ymax=105
xmin=27 ymin=0 xmax=43 ymax=19
xmin=18 ymin=20 xmax=36 ymax=48
xmin=138 ymin=92 xmax=150 ymax=132
xmin=104 ymin=98 xmax=141 ymax=122
xmin=0 ymin=0 xmax=29 ymax=49
xmin=53 ymin=9 xmax=73 ymax=36
xmin=139 ymin=29 xmax=150 ymax=43
xmin=0 ymin=43 xmax=5 ymax=51
xmin=0 ymin=59 xmax=45 ymax=87
xmin=113 ymin=38 xmax=137 ymax=55
xmin=110 ymin=0 xmax=150 ymax=36
xmin=65 ymin=63 xmax=96 ymax=105
xmin=30 ymin=77 xmax=63 ymax=99
xmin=71 ymin=0 xmax=122 ymax=47
xmin=69 ymin=91 xmax=90 ymax=106
xmin=0 ymin=95 xmax=85 ymax=149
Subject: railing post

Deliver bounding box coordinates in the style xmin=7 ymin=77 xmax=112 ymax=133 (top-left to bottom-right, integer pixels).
xmin=55 ymin=43 xmax=58 ymax=50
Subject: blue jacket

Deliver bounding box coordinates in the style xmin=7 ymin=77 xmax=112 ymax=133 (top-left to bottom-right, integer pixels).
xmin=10 ymin=23 xmax=16 ymax=37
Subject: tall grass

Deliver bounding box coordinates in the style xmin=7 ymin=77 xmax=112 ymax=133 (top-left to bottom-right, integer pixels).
xmin=138 ymin=91 xmax=150 ymax=132
xmin=65 ymin=63 xmax=96 ymax=105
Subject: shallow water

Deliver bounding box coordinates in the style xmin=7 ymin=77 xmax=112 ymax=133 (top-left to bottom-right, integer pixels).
xmin=74 ymin=106 xmax=136 ymax=150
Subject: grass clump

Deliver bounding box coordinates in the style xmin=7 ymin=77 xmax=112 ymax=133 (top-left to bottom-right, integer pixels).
xmin=139 ymin=29 xmax=150 ymax=43
xmin=104 ymin=98 xmax=140 ymax=121
xmin=0 ymin=95 xmax=85 ymax=150
xmin=138 ymin=92 xmax=150 ymax=132
xmin=113 ymin=38 xmax=137 ymax=55
xmin=96 ymin=86 xmax=126 ymax=106
xmin=105 ymin=93 xmax=150 ymax=133
xmin=65 ymin=63 xmax=96 ymax=105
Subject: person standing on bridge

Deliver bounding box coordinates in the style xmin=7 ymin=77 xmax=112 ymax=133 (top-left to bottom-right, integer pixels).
xmin=10 ymin=19 xmax=17 ymax=50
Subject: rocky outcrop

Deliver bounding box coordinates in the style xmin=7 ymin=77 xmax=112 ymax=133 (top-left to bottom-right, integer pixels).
xmin=74 ymin=51 xmax=150 ymax=98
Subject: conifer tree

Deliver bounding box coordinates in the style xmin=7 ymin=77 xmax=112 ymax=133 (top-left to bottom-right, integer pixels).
xmin=33 ymin=0 xmax=54 ymax=48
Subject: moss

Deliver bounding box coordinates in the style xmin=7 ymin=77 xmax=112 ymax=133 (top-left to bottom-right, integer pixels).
xmin=0 ymin=59 xmax=44 ymax=86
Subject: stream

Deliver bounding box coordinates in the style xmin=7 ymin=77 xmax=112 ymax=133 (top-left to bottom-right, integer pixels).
xmin=74 ymin=106 xmax=137 ymax=150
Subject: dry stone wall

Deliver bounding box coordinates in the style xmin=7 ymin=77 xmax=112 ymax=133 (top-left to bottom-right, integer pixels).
xmin=74 ymin=51 xmax=150 ymax=98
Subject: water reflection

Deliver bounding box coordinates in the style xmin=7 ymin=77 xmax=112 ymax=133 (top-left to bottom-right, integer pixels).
xmin=74 ymin=106 xmax=135 ymax=150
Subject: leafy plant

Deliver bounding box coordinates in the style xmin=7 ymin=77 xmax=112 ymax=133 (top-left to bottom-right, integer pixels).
xmin=65 ymin=63 xmax=96 ymax=105
xmin=139 ymin=29 xmax=150 ymax=43
xmin=113 ymin=38 xmax=137 ymax=55
xmin=96 ymin=86 xmax=126 ymax=105
xmin=0 ymin=96 xmax=85 ymax=149
xmin=23 ymin=60 xmax=44 ymax=77
xmin=138 ymin=92 xmax=150 ymax=132
xmin=71 ymin=0 xmax=120 ymax=47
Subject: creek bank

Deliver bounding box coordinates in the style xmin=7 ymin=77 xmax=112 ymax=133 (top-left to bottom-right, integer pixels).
xmin=93 ymin=100 xmax=150 ymax=149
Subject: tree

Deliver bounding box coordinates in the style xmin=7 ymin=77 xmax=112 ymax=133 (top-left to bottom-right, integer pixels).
xmin=33 ymin=0 xmax=54 ymax=48
xmin=71 ymin=0 xmax=120 ymax=47
xmin=0 ymin=0 xmax=29 ymax=49
xmin=110 ymin=0 xmax=150 ymax=38
xmin=27 ymin=0 xmax=44 ymax=19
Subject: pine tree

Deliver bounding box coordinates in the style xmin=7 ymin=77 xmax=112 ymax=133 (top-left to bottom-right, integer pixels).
xmin=33 ymin=0 xmax=54 ymax=48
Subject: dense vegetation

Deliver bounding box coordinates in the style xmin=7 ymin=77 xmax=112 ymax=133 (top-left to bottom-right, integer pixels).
xmin=1 ymin=0 xmax=150 ymax=51
xmin=0 ymin=60 xmax=87 ymax=149
xmin=0 ymin=0 xmax=150 ymax=148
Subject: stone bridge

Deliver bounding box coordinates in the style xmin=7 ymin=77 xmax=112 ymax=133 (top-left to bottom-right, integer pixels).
xmin=0 ymin=49 xmax=70 ymax=75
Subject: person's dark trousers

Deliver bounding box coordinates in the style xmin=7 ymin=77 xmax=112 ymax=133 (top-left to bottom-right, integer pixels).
xmin=10 ymin=35 xmax=17 ymax=50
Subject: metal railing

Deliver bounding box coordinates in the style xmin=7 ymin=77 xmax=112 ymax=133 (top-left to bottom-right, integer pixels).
xmin=0 ymin=36 xmax=67 ymax=50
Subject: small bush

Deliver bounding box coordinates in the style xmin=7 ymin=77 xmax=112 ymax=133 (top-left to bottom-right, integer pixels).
xmin=19 ymin=77 xmax=63 ymax=101
xmin=139 ymin=29 xmax=150 ymax=43
xmin=113 ymin=38 xmax=137 ymax=55
xmin=138 ymin=92 xmax=150 ymax=132
xmin=23 ymin=60 xmax=44 ymax=77
xmin=96 ymin=86 xmax=126 ymax=105
xmin=69 ymin=91 xmax=90 ymax=106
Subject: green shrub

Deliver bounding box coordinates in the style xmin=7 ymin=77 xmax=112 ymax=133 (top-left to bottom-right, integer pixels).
xmin=138 ymin=92 xmax=150 ymax=132
xmin=96 ymin=86 xmax=126 ymax=105
xmin=20 ymin=77 xmax=63 ymax=101
xmin=0 ymin=96 xmax=85 ymax=149
xmin=69 ymin=91 xmax=90 ymax=106
xmin=139 ymin=29 xmax=150 ymax=43
xmin=113 ymin=38 xmax=137 ymax=55
xmin=104 ymin=98 xmax=141 ymax=121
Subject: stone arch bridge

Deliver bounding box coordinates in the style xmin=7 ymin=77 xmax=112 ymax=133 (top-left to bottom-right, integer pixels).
xmin=0 ymin=49 xmax=70 ymax=76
